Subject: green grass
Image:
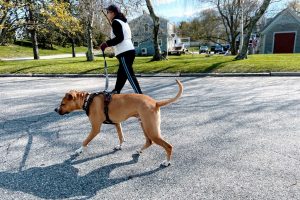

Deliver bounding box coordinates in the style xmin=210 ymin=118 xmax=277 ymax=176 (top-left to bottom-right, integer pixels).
xmin=1 ymin=53 xmax=300 ymax=74
xmin=0 ymin=44 xmax=87 ymax=58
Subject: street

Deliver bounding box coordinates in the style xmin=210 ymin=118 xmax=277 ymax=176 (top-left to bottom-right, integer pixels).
xmin=0 ymin=76 xmax=299 ymax=199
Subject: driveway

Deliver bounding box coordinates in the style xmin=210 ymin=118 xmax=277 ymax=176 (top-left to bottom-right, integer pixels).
xmin=0 ymin=77 xmax=299 ymax=199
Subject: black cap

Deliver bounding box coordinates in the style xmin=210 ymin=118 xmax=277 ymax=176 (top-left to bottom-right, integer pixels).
xmin=106 ymin=4 xmax=120 ymax=14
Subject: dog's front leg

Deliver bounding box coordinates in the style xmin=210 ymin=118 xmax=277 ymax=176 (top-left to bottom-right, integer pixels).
xmin=75 ymin=123 xmax=101 ymax=154
xmin=114 ymin=123 xmax=124 ymax=150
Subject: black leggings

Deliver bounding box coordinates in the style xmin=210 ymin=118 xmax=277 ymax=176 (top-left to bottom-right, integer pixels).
xmin=113 ymin=50 xmax=142 ymax=94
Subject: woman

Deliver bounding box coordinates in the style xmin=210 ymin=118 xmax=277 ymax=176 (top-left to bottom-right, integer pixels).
xmin=100 ymin=4 xmax=143 ymax=94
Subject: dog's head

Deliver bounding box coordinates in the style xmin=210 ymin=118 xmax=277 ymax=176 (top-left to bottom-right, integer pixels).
xmin=55 ymin=90 xmax=82 ymax=115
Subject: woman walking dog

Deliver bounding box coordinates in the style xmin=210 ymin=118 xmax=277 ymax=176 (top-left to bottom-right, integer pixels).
xmin=100 ymin=4 xmax=143 ymax=94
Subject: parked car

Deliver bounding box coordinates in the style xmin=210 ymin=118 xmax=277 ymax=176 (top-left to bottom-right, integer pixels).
xmin=199 ymin=45 xmax=209 ymax=54
xmin=222 ymin=44 xmax=230 ymax=51
xmin=169 ymin=43 xmax=187 ymax=55
xmin=214 ymin=45 xmax=224 ymax=54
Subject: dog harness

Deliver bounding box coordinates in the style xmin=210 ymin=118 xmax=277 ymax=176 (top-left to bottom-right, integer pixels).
xmin=82 ymin=91 xmax=115 ymax=124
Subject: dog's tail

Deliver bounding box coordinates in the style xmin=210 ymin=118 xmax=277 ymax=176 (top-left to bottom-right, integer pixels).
xmin=156 ymin=79 xmax=183 ymax=108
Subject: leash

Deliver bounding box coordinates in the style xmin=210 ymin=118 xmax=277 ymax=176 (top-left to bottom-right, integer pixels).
xmin=102 ymin=50 xmax=109 ymax=92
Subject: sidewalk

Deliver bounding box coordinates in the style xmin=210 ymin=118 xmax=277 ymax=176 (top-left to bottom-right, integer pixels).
xmin=1 ymin=72 xmax=300 ymax=77
xmin=0 ymin=53 xmax=87 ymax=61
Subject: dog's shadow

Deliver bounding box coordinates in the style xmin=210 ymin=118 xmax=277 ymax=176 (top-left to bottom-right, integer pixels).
xmin=0 ymin=151 xmax=165 ymax=199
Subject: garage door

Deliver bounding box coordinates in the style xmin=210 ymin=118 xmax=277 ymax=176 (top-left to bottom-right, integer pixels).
xmin=273 ymin=32 xmax=295 ymax=53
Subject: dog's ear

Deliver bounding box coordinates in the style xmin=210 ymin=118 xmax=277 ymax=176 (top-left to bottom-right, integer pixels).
xmin=65 ymin=93 xmax=74 ymax=100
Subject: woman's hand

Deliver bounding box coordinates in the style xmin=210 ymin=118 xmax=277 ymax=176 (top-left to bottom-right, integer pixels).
xmin=100 ymin=42 xmax=108 ymax=51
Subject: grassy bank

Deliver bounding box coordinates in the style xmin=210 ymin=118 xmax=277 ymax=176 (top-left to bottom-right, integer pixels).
xmin=1 ymin=53 xmax=300 ymax=74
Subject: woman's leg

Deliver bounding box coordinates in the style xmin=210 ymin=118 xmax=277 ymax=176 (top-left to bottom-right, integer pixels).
xmin=119 ymin=51 xmax=143 ymax=94
xmin=113 ymin=62 xmax=127 ymax=94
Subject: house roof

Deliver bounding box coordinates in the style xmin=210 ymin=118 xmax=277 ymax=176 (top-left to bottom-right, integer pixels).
xmin=261 ymin=8 xmax=300 ymax=34
xmin=129 ymin=12 xmax=170 ymax=24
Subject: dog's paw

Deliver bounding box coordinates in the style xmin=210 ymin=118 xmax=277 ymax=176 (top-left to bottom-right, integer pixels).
xmin=160 ymin=160 xmax=171 ymax=167
xmin=75 ymin=146 xmax=87 ymax=154
xmin=114 ymin=145 xmax=122 ymax=151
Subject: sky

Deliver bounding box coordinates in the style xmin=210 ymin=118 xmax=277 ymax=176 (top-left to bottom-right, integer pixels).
xmin=151 ymin=0 xmax=295 ymax=23
xmin=152 ymin=0 xmax=205 ymax=22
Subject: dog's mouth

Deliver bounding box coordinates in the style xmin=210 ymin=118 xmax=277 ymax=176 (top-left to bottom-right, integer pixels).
xmin=54 ymin=108 xmax=69 ymax=115
xmin=59 ymin=112 xmax=69 ymax=115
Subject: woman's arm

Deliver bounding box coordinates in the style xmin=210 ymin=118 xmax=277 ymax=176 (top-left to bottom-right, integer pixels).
xmin=106 ymin=20 xmax=124 ymax=46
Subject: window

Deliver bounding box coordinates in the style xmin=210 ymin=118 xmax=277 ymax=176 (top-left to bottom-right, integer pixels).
xmin=144 ymin=24 xmax=149 ymax=32
xmin=133 ymin=42 xmax=139 ymax=47
xmin=158 ymin=39 xmax=162 ymax=46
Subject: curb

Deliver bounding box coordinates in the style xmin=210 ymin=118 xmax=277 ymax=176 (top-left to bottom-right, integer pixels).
xmin=1 ymin=72 xmax=300 ymax=78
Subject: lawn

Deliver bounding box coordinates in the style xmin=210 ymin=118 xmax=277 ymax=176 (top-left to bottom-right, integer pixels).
xmin=0 ymin=46 xmax=300 ymax=74
xmin=0 ymin=44 xmax=87 ymax=58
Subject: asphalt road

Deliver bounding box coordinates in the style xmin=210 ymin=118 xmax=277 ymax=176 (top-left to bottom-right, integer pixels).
xmin=0 ymin=77 xmax=299 ymax=200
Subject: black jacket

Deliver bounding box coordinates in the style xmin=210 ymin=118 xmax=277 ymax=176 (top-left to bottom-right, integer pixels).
xmin=106 ymin=15 xmax=127 ymax=47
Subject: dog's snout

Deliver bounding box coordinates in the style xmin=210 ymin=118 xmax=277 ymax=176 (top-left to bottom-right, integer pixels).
xmin=54 ymin=107 xmax=59 ymax=113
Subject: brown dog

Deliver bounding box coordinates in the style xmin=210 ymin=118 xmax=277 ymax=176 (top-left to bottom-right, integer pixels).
xmin=55 ymin=80 xmax=183 ymax=166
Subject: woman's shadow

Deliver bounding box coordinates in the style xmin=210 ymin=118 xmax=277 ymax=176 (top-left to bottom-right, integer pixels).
xmin=0 ymin=151 xmax=165 ymax=199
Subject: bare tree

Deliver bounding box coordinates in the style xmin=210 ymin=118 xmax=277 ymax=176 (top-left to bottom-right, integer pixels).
xmin=235 ymin=0 xmax=272 ymax=60
xmin=196 ymin=0 xmax=272 ymax=58
xmin=114 ymin=0 xmax=144 ymax=16
xmin=145 ymin=0 xmax=161 ymax=61
xmin=78 ymin=0 xmax=101 ymax=61
xmin=288 ymin=0 xmax=300 ymax=14
xmin=78 ymin=0 xmax=143 ymax=61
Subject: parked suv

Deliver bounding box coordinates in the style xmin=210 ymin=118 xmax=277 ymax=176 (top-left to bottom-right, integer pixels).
xmin=199 ymin=46 xmax=209 ymax=54
xmin=214 ymin=45 xmax=224 ymax=54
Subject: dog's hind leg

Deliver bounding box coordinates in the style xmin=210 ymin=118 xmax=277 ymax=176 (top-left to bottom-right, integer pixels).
xmin=152 ymin=137 xmax=173 ymax=167
xmin=114 ymin=123 xmax=124 ymax=150
xmin=137 ymin=121 xmax=153 ymax=154
xmin=139 ymin=114 xmax=172 ymax=166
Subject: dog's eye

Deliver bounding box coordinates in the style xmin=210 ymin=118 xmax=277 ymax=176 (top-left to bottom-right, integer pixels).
xmin=61 ymin=104 xmax=65 ymax=106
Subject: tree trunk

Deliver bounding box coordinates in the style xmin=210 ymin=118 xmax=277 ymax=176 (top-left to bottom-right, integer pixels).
xmin=30 ymin=29 xmax=39 ymax=59
xmin=0 ymin=28 xmax=8 ymax=45
xmin=230 ymin=33 xmax=238 ymax=55
xmin=28 ymin=7 xmax=39 ymax=60
xmin=71 ymin=38 xmax=76 ymax=57
xmin=145 ymin=0 xmax=161 ymax=61
xmin=85 ymin=13 xmax=94 ymax=61
xmin=0 ymin=2 xmax=9 ymax=45
xmin=235 ymin=0 xmax=272 ymax=60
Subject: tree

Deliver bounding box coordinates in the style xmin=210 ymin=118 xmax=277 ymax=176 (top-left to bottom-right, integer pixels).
xmin=235 ymin=0 xmax=272 ymax=60
xmin=197 ymin=0 xmax=274 ymax=58
xmin=0 ymin=0 xmax=12 ymax=45
xmin=145 ymin=0 xmax=161 ymax=61
xmin=0 ymin=0 xmax=24 ymax=45
xmin=25 ymin=0 xmax=41 ymax=60
xmin=177 ymin=9 xmax=225 ymax=44
xmin=78 ymin=0 xmax=100 ymax=61
xmin=77 ymin=0 xmax=144 ymax=61
xmin=288 ymin=0 xmax=300 ymax=14
xmin=43 ymin=0 xmax=83 ymax=57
